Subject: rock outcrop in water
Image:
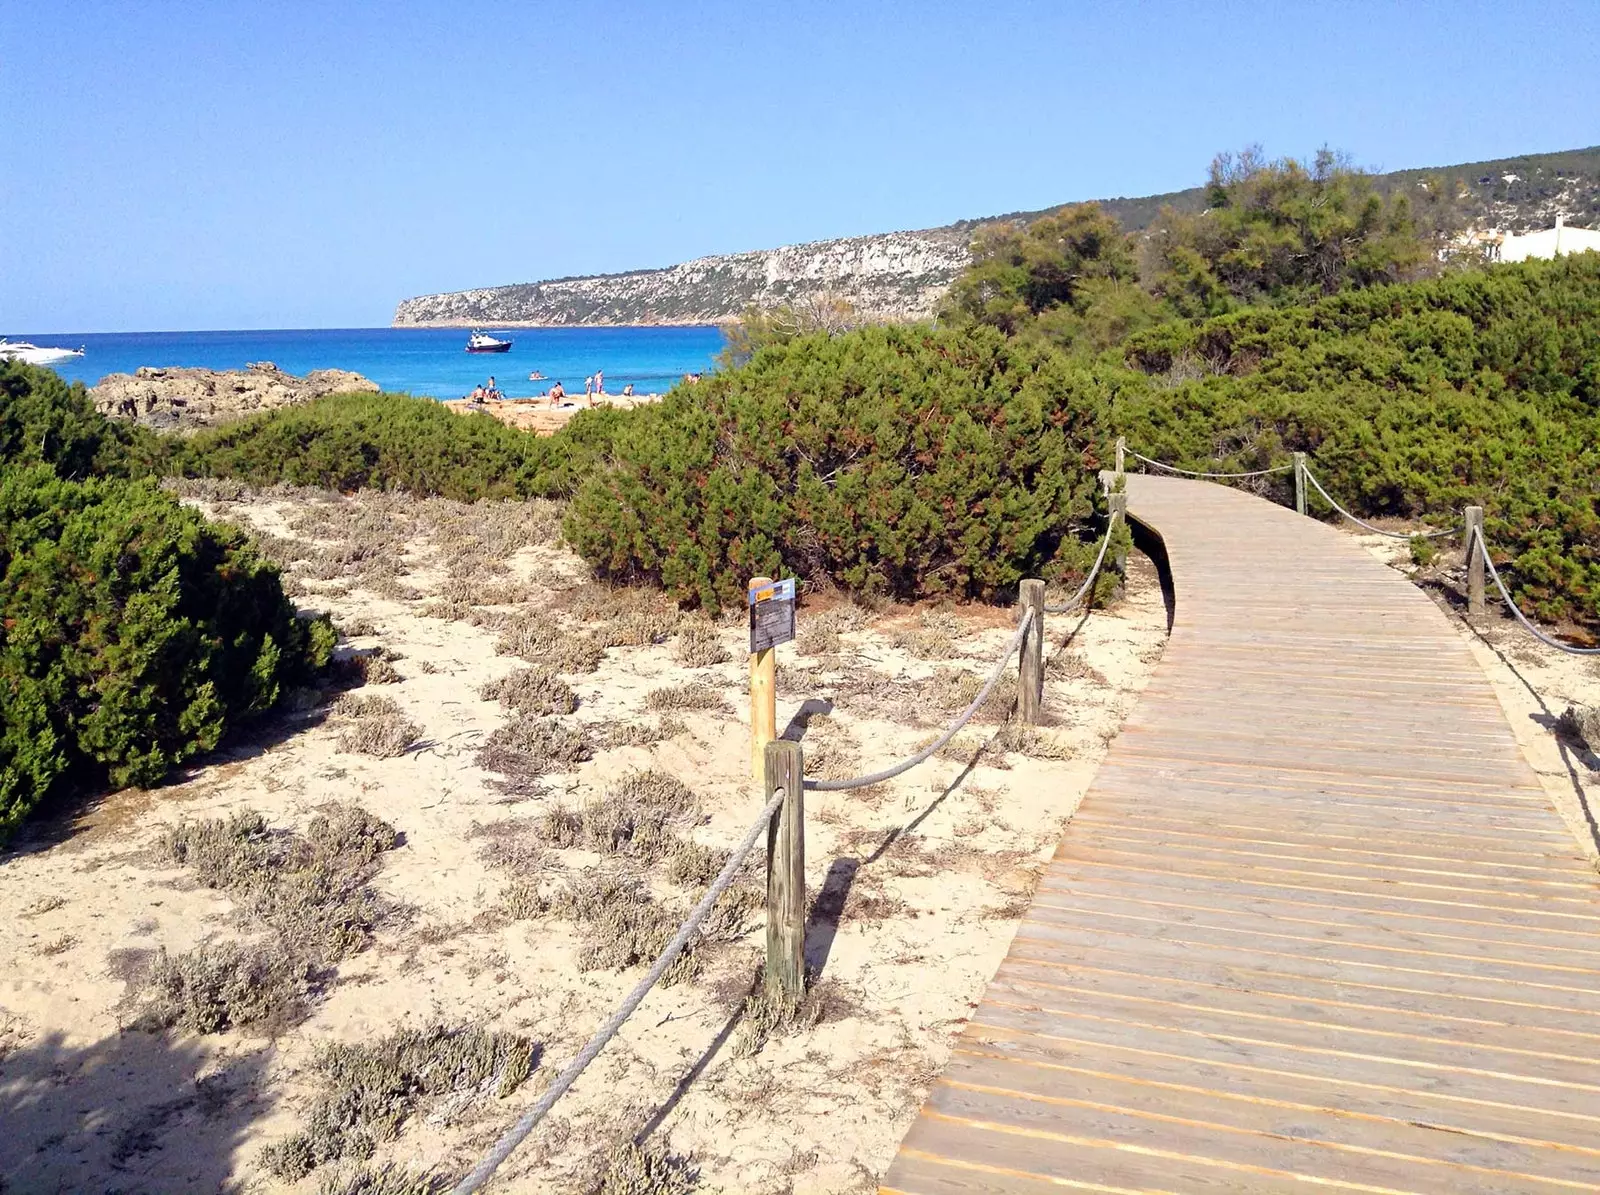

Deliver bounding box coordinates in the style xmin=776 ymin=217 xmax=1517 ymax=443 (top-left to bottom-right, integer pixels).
xmin=92 ymin=362 xmax=379 ymax=431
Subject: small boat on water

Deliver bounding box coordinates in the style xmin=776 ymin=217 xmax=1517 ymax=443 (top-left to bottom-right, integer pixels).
xmin=0 ymin=338 xmax=86 ymax=366
xmin=466 ymin=330 xmax=513 ymax=354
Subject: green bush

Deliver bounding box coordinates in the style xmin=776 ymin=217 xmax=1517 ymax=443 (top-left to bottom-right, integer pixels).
xmin=0 ymin=360 xmax=160 ymax=478
xmin=0 ymin=465 xmax=334 ymax=841
xmin=563 ymin=324 xmax=1110 ymax=611
xmin=166 ymin=391 xmax=620 ymax=500
xmin=1110 ymin=253 xmax=1600 ymax=627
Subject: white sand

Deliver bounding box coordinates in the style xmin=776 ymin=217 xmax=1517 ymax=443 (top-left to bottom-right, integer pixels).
xmin=0 ymin=487 xmax=1169 ymax=1193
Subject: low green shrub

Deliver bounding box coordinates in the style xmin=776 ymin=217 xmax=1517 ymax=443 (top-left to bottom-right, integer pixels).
xmin=0 ymin=465 xmax=335 ymax=842
xmin=1111 ymin=253 xmax=1600 ymax=627
xmin=562 ymin=324 xmax=1110 ymax=612
xmin=165 ymin=392 xmax=623 ymax=500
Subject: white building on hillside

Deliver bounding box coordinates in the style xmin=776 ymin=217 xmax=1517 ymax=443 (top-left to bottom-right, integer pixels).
xmin=1488 ymin=216 xmax=1600 ymax=263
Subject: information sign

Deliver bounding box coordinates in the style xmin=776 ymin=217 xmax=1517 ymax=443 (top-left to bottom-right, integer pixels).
xmin=748 ymin=578 xmax=797 ymax=653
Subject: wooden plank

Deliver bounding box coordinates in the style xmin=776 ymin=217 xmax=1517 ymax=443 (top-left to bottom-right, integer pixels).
xmin=881 ymin=474 xmax=1600 ymax=1194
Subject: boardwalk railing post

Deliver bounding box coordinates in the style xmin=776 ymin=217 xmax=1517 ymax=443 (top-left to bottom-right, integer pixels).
xmin=1019 ymin=579 xmax=1045 ymax=725
xmin=1464 ymin=506 xmax=1485 ymax=617
xmin=764 ymin=740 xmax=805 ymax=1001
xmin=1293 ymin=453 xmax=1307 ymax=517
xmin=1114 ymin=435 xmax=1126 ymax=480
xmin=1108 ymin=491 xmax=1129 ymax=577
xmin=749 ymin=576 xmax=778 ymax=785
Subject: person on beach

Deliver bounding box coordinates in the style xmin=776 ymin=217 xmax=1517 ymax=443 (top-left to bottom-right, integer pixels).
xmin=622 ymin=382 xmax=634 ymax=398
xmin=594 ymin=369 xmax=604 ymax=395
xmin=584 ymin=375 xmax=593 ymax=399
xmin=485 ymin=376 xmax=501 ymax=400
xmin=548 ymin=381 xmax=565 ymax=406
xmin=469 ymin=384 xmax=486 ymax=403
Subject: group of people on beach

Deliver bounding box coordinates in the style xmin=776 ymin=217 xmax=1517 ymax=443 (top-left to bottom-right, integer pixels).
xmin=466 ymin=369 xmax=638 ymax=408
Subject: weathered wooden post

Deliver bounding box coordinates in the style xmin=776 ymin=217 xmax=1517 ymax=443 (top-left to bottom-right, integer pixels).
xmin=1108 ymin=491 xmax=1129 ymax=576
xmin=1114 ymin=435 xmax=1126 ymax=479
xmin=748 ymin=576 xmax=779 ymax=785
xmin=1293 ymin=452 xmax=1307 ymax=517
xmin=1018 ymin=579 xmax=1045 ymax=725
xmin=1464 ymin=506 xmax=1485 ymax=617
xmin=764 ymin=739 xmax=805 ymax=1001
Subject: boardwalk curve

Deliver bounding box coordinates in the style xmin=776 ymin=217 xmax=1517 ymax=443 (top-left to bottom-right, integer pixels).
xmin=882 ymin=474 xmax=1600 ymax=1194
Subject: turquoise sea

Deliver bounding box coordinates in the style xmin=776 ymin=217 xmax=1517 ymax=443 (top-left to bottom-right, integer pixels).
xmin=17 ymin=325 xmax=727 ymax=400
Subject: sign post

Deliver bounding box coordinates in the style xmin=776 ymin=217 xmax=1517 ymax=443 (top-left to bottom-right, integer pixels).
xmin=748 ymin=577 xmax=796 ymax=784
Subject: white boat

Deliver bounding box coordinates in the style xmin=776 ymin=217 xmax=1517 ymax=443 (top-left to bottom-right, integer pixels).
xmin=465 ymin=330 xmax=513 ymax=354
xmin=0 ymin=339 xmax=86 ymax=366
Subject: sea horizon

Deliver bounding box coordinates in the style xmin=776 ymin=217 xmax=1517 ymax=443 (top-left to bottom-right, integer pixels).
xmin=11 ymin=324 xmax=728 ymax=401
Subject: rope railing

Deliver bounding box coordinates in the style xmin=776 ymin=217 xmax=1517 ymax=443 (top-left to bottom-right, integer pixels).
xmin=1126 ymin=440 xmax=1598 ymax=659
xmin=1301 ymin=465 xmax=1461 ymax=541
xmin=1130 ymin=450 xmax=1292 ymax=479
xmin=449 ymin=786 xmax=788 ymax=1195
xmin=1044 ymin=522 xmax=1114 ymax=615
xmin=1472 ymin=528 xmax=1600 ymax=657
xmin=805 ymin=608 xmax=1034 ymax=792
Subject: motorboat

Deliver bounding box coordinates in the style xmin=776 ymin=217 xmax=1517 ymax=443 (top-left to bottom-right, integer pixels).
xmin=0 ymin=338 xmax=86 ymax=366
xmin=465 ymin=330 xmax=513 ymax=354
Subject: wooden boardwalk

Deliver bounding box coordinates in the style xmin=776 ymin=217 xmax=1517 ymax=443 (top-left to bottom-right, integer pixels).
xmin=882 ymin=474 xmax=1600 ymax=1194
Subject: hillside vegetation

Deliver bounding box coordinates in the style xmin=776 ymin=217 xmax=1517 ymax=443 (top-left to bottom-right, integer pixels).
xmin=394 ymin=144 xmax=1600 ymax=328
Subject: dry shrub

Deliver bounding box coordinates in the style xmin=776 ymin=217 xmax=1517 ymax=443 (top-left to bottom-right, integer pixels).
xmin=34 ymin=933 xmax=76 ymax=956
xmin=890 ymin=610 xmax=966 ymax=660
xmin=338 ymin=712 xmax=421 ymax=758
xmin=564 ymin=584 xmax=682 ymax=647
xmin=139 ymin=941 xmax=311 ymax=1035
xmin=419 ymin=599 xmax=476 ymax=623
xmin=993 ymin=725 xmax=1072 ymax=760
xmin=645 ymin=682 xmax=729 ymax=713
xmin=595 ymin=720 xmax=670 ymax=749
xmin=545 ymin=870 xmax=699 ymax=982
xmin=657 ymin=713 xmax=689 ymax=739
xmin=665 ymin=839 xmax=727 ymax=888
xmin=261 ymin=1024 xmax=538 ymax=1182
xmin=475 ymin=717 xmax=593 ymax=794
xmin=469 ymin=817 xmax=549 ymax=876
xmin=316 ymin=1164 xmax=443 ymax=1195
xmin=1047 ymin=650 xmax=1108 ymax=685
xmin=336 ymin=617 xmax=379 ymax=637
xmin=365 ymin=576 xmax=422 ymax=602
xmin=1557 ymin=704 xmax=1600 ymax=752
xmin=495 ymin=615 xmax=607 ymax=674
xmin=480 ymin=665 xmax=578 ymax=715
xmin=161 ymin=803 xmax=400 ymax=977
xmin=734 ymin=978 xmax=851 ymax=1058
xmin=538 ymin=771 xmax=700 ymax=862
xmin=795 ymin=622 xmax=840 ymax=656
xmin=332 ymin=692 xmax=400 ymax=718
xmin=672 ymin=624 xmax=731 ymax=667
xmin=592 ymin=1143 xmax=699 ymax=1195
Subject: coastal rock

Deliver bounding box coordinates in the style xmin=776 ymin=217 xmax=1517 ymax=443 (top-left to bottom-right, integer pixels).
xmin=91 ymin=363 xmax=379 ymax=430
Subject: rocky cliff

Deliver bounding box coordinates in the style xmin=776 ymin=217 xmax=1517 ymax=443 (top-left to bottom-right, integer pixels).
xmin=92 ymin=362 xmax=379 ymax=431
xmin=393 ymin=227 xmax=974 ymax=327
xmin=395 ymin=146 xmax=1600 ymax=328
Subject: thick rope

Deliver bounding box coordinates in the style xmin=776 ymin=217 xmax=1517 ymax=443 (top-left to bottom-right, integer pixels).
xmin=1130 ymin=450 xmax=1292 ymax=479
xmin=450 ymin=787 xmax=787 ymax=1194
xmin=1044 ymin=523 xmax=1114 ymax=615
xmin=1302 ymin=467 xmax=1460 ymax=541
xmin=1473 ymin=529 xmax=1600 ymax=656
xmin=804 ymin=609 xmax=1034 ymax=792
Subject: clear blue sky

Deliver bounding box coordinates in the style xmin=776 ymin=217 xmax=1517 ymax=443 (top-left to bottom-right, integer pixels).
xmin=5 ymin=0 xmax=1597 ymax=332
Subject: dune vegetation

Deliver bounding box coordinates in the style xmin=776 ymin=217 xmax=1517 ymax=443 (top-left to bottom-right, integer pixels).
xmin=5 ymin=147 xmax=1599 ymax=844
